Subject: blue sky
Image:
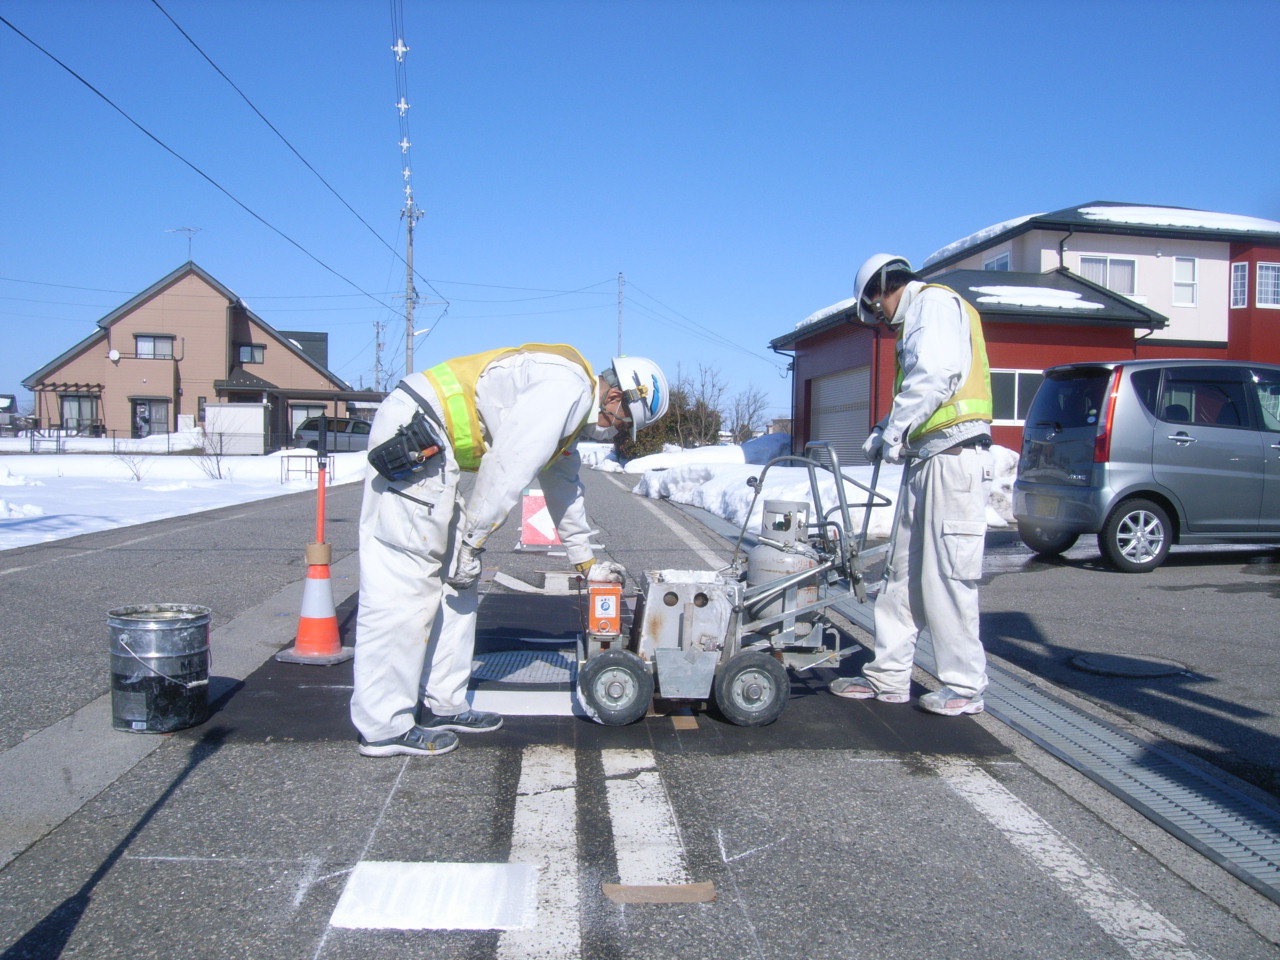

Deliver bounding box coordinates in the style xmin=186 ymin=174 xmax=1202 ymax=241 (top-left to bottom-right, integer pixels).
xmin=2 ymin=0 xmax=1278 ymax=421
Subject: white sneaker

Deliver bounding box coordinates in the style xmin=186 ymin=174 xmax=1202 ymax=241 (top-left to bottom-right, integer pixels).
xmin=829 ymin=676 xmax=909 ymax=703
xmin=918 ymin=687 xmax=985 ymax=716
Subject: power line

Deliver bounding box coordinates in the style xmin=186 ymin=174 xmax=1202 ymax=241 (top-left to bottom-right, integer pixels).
xmin=0 ymin=11 xmax=402 ymax=320
xmin=150 ymin=0 xmax=451 ymax=310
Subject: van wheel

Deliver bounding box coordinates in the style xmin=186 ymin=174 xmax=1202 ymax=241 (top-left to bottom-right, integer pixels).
xmin=1099 ymin=499 xmax=1171 ymax=572
xmin=1017 ymin=521 xmax=1079 ymax=556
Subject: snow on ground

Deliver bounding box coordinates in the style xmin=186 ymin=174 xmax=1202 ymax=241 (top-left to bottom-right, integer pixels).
xmin=0 ymin=432 xmax=1018 ymax=552
xmin=0 ymin=432 xmax=367 ymax=551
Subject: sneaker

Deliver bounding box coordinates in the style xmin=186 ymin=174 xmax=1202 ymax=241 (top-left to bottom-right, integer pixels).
xmin=420 ymin=708 xmax=504 ymax=733
xmin=918 ymin=686 xmax=985 ymax=716
xmin=358 ymin=724 xmax=459 ymax=757
xmin=829 ymin=676 xmax=910 ymax=703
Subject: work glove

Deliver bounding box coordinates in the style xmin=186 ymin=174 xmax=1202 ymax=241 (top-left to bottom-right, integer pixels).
xmin=861 ymin=427 xmax=885 ymax=462
xmin=881 ymin=434 xmax=905 ymax=465
xmin=587 ymin=560 xmax=627 ymax=584
xmin=446 ymin=543 xmax=484 ymax=590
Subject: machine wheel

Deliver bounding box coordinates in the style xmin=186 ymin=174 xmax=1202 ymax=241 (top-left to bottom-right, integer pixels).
xmin=1017 ymin=521 xmax=1079 ymax=556
xmin=713 ymin=651 xmax=789 ymax=727
xmin=577 ymin=650 xmax=653 ymax=725
xmin=1098 ymin=498 xmax=1172 ymax=572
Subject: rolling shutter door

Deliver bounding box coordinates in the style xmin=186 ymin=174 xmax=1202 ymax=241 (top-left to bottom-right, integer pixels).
xmin=811 ymin=366 xmax=871 ymax=465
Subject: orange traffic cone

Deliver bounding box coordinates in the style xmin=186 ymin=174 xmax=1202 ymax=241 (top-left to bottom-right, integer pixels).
xmin=276 ymin=542 xmax=354 ymax=664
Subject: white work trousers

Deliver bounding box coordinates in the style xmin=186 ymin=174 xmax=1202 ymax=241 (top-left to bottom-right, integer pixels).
xmin=350 ymin=383 xmax=477 ymax=742
xmin=864 ymin=447 xmax=991 ymax=699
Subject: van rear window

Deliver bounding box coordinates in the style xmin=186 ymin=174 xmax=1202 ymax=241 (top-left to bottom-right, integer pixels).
xmin=1025 ymin=370 xmax=1110 ymax=429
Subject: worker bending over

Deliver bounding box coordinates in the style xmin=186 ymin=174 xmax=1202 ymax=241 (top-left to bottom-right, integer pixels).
xmin=352 ymin=344 xmax=669 ymax=757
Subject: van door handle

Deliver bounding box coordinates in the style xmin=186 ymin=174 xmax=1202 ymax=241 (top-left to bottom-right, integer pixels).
xmin=1168 ymin=433 xmax=1196 ymax=444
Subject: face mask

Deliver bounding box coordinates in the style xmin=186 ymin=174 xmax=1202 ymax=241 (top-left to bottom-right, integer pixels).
xmin=583 ymin=423 xmax=619 ymax=442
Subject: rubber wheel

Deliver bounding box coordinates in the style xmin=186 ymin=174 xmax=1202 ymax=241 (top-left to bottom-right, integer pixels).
xmin=713 ymin=651 xmax=789 ymax=727
xmin=577 ymin=650 xmax=653 ymax=725
xmin=1017 ymin=521 xmax=1079 ymax=556
xmin=1098 ymin=498 xmax=1171 ymax=572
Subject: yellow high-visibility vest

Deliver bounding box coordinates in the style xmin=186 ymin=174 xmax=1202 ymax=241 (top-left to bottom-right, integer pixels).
xmin=894 ymin=284 xmax=993 ymax=440
xmin=424 ymin=343 xmax=595 ymax=471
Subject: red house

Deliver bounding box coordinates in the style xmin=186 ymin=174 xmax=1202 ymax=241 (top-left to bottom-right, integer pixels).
xmin=770 ymin=201 xmax=1280 ymax=460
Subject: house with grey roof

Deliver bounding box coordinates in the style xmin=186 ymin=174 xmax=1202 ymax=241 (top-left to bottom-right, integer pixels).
xmin=21 ymin=262 xmax=382 ymax=446
xmin=770 ymin=201 xmax=1280 ymax=459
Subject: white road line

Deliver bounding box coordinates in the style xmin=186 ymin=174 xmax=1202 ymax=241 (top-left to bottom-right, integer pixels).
xmin=605 ymin=475 xmax=726 ymax=570
xmin=934 ymin=760 xmax=1212 ymax=960
xmin=498 ymin=745 xmax=581 ymax=960
xmin=602 ymin=748 xmax=691 ymax=886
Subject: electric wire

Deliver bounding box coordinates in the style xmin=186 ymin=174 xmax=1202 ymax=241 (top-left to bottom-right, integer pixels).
xmin=0 ymin=12 xmax=404 ymax=321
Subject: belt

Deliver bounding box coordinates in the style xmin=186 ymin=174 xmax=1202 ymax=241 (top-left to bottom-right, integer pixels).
xmin=938 ymin=437 xmax=991 ymax=455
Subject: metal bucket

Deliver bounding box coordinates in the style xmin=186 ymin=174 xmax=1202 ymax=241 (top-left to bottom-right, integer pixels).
xmin=109 ymin=603 xmax=211 ymax=733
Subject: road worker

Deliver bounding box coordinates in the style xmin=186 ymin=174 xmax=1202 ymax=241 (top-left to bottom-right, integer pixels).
xmin=351 ymin=344 xmax=669 ymax=756
xmin=830 ymin=255 xmax=994 ymax=715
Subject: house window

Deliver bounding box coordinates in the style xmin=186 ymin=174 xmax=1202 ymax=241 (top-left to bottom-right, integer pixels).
xmin=1172 ymin=257 xmax=1197 ymax=306
xmin=983 ymin=252 xmax=1011 ymax=271
xmin=990 ymin=369 xmax=1045 ymax=423
xmin=1079 ymin=256 xmax=1136 ymax=296
xmin=1231 ymin=262 xmax=1249 ymax=308
xmin=238 ymin=343 xmax=266 ymax=364
xmin=135 ymin=335 xmax=175 ymax=359
xmin=1258 ymin=263 xmax=1280 ymax=309
xmin=60 ymin=394 xmax=98 ymax=430
xmin=197 ymin=397 xmax=207 ymax=423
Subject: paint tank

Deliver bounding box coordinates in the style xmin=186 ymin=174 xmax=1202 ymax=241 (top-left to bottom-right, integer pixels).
xmin=747 ymin=501 xmax=818 ymax=637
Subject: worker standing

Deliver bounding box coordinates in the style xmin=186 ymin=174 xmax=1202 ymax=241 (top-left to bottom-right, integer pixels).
xmin=830 ymin=255 xmax=994 ymax=715
xmin=351 ymin=344 xmax=669 ymax=757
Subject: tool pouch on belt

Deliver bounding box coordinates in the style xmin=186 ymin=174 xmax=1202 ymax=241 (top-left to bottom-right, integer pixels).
xmin=368 ymin=381 xmax=445 ymax=483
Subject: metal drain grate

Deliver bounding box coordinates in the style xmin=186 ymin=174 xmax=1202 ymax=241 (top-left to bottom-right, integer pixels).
xmin=472 ymin=650 xmax=576 ymax=685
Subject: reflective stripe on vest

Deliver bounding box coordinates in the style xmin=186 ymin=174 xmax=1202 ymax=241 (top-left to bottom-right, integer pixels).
xmin=424 ymin=343 xmax=595 ymax=471
xmin=894 ymin=284 xmax=993 ymax=441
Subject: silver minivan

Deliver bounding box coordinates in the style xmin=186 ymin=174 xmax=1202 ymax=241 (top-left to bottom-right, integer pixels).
xmin=292 ymin=416 xmax=372 ymax=452
xmin=1013 ymin=359 xmax=1280 ymax=571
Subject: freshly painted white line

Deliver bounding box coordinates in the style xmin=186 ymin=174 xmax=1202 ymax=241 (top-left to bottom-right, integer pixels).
xmin=602 ymin=748 xmax=691 ymax=886
xmin=330 ymin=861 xmax=537 ymax=930
xmin=468 ymin=688 xmax=582 ymax=716
xmin=498 ymin=745 xmax=580 ymax=960
xmin=934 ymin=760 xmax=1210 ymax=960
xmin=605 ymin=474 xmax=726 ymax=570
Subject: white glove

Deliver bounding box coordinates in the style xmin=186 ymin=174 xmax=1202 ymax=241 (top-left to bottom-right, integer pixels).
xmin=446 ymin=543 xmax=483 ymax=590
xmin=882 ymin=434 xmax=905 ymax=464
xmin=587 ymin=560 xmax=627 ymax=584
xmin=861 ymin=427 xmax=885 ymax=461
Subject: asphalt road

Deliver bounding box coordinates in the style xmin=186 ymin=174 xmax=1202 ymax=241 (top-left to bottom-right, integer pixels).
xmin=0 ymin=467 xmax=1278 ymax=959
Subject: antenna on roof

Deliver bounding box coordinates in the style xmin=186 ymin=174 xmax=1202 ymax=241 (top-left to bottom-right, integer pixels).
xmin=166 ymin=226 xmax=202 ymax=260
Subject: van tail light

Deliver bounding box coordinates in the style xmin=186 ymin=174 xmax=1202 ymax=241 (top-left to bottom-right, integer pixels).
xmin=1094 ymin=368 xmax=1123 ymax=463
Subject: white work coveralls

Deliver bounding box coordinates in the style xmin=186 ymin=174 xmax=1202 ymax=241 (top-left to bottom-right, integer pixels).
xmin=350 ymin=351 xmax=598 ymax=742
xmin=863 ymin=281 xmax=993 ymax=700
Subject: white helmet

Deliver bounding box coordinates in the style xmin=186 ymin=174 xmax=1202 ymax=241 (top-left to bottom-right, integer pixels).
xmin=853 ymin=253 xmax=912 ymax=325
xmin=609 ymin=356 xmax=669 ymax=439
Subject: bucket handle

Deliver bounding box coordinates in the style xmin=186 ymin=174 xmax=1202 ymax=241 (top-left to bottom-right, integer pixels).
xmin=116 ymin=636 xmax=210 ymax=689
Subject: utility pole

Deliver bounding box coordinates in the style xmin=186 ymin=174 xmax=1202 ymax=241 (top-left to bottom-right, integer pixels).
xmin=617 ymin=272 xmax=624 ymax=355
xmin=373 ymin=319 xmax=385 ymax=391
xmin=403 ymin=198 xmax=423 ymax=376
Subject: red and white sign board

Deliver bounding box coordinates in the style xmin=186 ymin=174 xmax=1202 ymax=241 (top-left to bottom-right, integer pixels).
xmin=518 ymin=488 xmax=561 ymax=549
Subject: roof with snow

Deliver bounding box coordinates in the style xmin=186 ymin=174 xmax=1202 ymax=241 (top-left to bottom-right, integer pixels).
xmin=771 ymin=268 xmax=1165 ymax=349
xmin=923 ymin=201 xmax=1280 ymax=271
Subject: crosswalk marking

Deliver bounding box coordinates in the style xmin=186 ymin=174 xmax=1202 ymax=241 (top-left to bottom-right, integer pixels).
xmin=498 ymin=745 xmax=581 ymax=960
xmin=329 ymin=861 xmax=537 ymax=930
xmin=602 ymin=748 xmax=691 ymax=887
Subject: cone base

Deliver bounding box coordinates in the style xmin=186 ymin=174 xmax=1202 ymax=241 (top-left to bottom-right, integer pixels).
xmin=275 ymin=644 xmax=355 ymax=665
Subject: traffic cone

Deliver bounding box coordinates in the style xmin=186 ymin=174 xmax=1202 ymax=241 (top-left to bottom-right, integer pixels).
xmin=276 ymin=542 xmax=354 ymax=664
